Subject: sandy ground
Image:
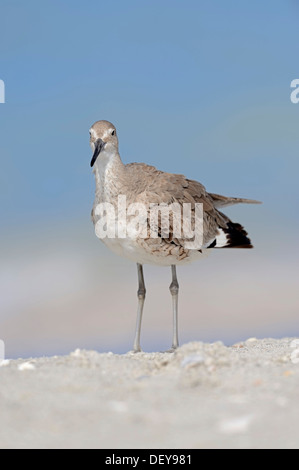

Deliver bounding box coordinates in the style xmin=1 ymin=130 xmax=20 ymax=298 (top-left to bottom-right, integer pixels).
xmin=1 ymin=338 xmax=299 ymax=449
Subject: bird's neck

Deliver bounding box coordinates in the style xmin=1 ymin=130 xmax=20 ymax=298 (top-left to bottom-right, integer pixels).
xmin=93 ymin=150 xmax=126 ymax=202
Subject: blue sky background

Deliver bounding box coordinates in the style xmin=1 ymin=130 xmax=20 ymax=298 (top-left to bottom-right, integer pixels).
xmin=0 ymin=0 xmax=299 ymax=357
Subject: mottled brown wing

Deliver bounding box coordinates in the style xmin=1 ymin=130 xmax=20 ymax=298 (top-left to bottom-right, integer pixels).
xmin=125 ymin=163 xmax=225 ymax=247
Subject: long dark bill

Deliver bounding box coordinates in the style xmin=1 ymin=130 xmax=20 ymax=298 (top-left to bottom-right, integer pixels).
xmin=90 ymin=139 xmax=105 ymax=167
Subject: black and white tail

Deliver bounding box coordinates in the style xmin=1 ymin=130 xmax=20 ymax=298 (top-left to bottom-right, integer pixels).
xmin=209 ymin=222 xmax=253 ymax=249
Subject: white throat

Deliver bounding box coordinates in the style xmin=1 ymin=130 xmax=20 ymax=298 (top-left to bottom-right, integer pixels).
xmin=93 ymin=147 xmax=124 ymax=202
xmin=94 ymin=148 xmax=116 ymax=179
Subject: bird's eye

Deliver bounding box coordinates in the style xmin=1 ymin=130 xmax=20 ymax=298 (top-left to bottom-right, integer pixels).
xmin=111 ymin=130 xmax=115 ymax=136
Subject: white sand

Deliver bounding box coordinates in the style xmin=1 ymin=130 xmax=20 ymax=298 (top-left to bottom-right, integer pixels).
xmin=1 ymin=338 xmax=299 ymax=449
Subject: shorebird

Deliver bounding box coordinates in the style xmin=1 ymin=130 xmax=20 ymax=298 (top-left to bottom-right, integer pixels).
xmin=90 ymin=120 xmax=260 ymax=352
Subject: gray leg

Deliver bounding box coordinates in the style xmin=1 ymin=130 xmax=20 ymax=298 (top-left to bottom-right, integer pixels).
xmin=133 ymin=263 xmax=146 ymax=352
xmin=169 ymin=265 xmax=179 ymax=350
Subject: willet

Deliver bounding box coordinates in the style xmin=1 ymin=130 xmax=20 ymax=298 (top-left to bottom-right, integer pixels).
xmin=89 ymin=120 xmax=260 ymax=352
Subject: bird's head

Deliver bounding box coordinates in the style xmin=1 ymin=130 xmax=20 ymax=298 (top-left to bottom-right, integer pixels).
xmin=89 ymin=120 xmax=118 ymax=167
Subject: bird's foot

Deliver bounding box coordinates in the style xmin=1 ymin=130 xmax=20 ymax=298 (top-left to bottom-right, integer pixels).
xmin=163 ymin=346 xmax=178 ymax=354
xmin=128 ymin=347 xmax=143 ymax=354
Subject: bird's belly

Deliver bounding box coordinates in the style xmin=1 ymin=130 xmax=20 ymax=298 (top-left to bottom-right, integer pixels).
xmin=93 ymin=208 xmax=211 ymax=266
xmin=100 ymin=235 xmax=209 ymax=266
xmin=101 ymin=236 xmax=145 ymax=262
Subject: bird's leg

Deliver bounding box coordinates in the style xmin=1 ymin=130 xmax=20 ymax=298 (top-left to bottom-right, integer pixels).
xmin=169 ymin=264 xmax=179 ymax=350
xmin=133 ymin=263 xmax=146 ymax=353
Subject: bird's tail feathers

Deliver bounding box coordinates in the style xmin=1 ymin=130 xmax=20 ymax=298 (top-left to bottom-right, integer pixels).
xmin=210 ymin=222 xmax=253 ymax=249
